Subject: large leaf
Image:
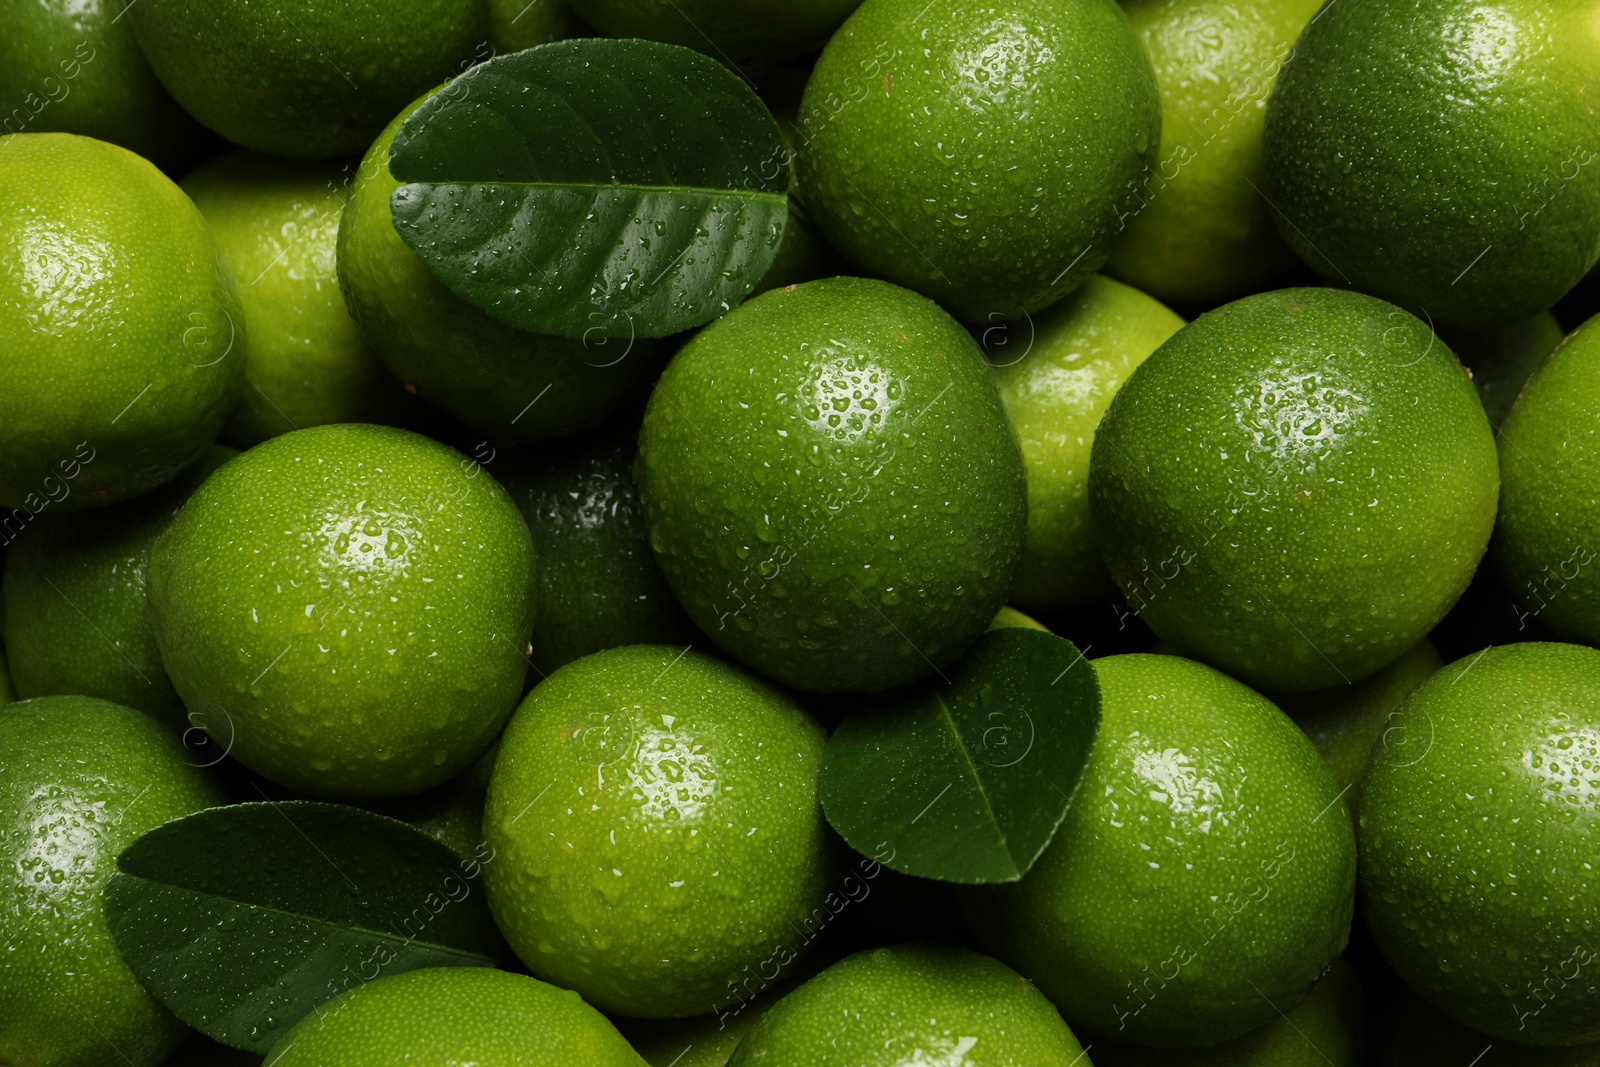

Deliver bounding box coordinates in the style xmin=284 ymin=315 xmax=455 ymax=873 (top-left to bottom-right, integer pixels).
xmin=105 ymin=802 xmax=503 ymax=1053
xmin=820 ymin=628 xmax=1101 ymax=884
xmin=389 ymin=39 xmax=789 ymax=339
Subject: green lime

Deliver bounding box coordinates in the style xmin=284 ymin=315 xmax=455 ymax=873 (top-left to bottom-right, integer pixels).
xmin=962 ymin=653 xmax=1356 ymax=1047
xmin=1441 ymin=312 xmax=1565 ymax=429
xmin=129 ymin=0 xmax=489 ymax=159
xmin=1270 ymin=638 xmax=1443 ymax=824
xmin=263 ymin=967 xmax=645 ymax=1066
xmin=1104 ymin=0 xmax=1321 ymax=305
xmin=988 ymin=275 xmax=1184 ymax=611
xmin=3 ymin=446 xmax=233 ymax=718
xmin=727 ymin=943 xmax=1087 ymax=1066
xmin=1089 ymin=288 xmax=1498 ymax=691
xmin=635 ymin=276 xmax=1027 ymax=693
xmin=367 ymin=745 xmax=497 ymax=862
xmin=1380 ymin=983 xmax=1600 ymax=1066
xmin=0 ymin=695 xmax=224 ymax=1067
xmin=1494 ymin=311 xmax=1600 ymax=644
xmin=498 ymin=432 xmax=695 ymax=676
xmin=796 ymin=0 xmax=1160 ymax=321
xmin=1359 ymin=642 xmax=1600 ymax=1045
xmin=1262 ymin=0 xmax=1600 ymax=329
xmin=567 ymin=0 xmax=860 ymax=67
xmin=338 ymin=95 xmax=664 ymax=446
xmin=484 ymin=645 xmax=835 ymax=1018
xmin=147 ymin=424 xmax=535 ymax=800
xmin=0 ymin=132 xmax=243 ymax=511
xmin=753 ymin=71 xmax=841 ymax=298
xmin=489 ymin=0 xmax=586 ymax=52
xmin=1093 ymin=960 xmax=1362 ymax=1067
xmin=617 ymin=972 xmax=806 ymax=1067
xmin=181 ymin=150 xmax=411 ymax=448
xmin=0 ymin=0 xmax=208 ymax=169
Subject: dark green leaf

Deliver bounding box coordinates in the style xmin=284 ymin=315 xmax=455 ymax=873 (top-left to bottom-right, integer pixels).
xmin=389 ymin=39 xmax=789 ymax=339
xmin=105 ymin=802 xmax=503 ymax=1053
xmin=819 ymin=628 xmax=1102 ymax=884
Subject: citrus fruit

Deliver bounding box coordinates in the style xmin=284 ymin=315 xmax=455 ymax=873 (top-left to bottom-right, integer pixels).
xmin=129 ymin=0 xmax=490 ymax=158
xmin=1441 ymin=311 xmax=1564 ymax=428
xmin=726 ymin=943 xmax=1088 ymax=1066
xmin=338 ymin=95 xmax=663 ymax=446
xmin=796 ymin=0 xmax=1160 ymax=321
xmin=962 ymin=653 xmax=1356 ymax=1047
xmin=147 ymin=424 xmax=535 ymax=800
xmin=483 ymin=645 xmax=836 ymax=1018
xmin=567 ymin=0 xmax=861 ymax=67
xmin=1104 ymin=0 xmax=1321 ymax=305
xmin=988 ymin=275 xmax=1184 ymax=611
xmin=0 ymin=132 xmax=243 ymax=510
xmin=1089 ymin=288 xmax=1498 ymax=691
xmin=1493 ymin=311 xmax=1600 ymax=644
xmin=1359 ymin=642 xmax=1600 ymax=1045
xmin=182 ymin=150 xmax=410 ymax=448
xmin=635 ymin=276 xmax=1027 ymax=693
xmin=0 ymin=695 xmax=224 ymax=1067
xmin=489 ymin=0 xmax=586 ymax=52
xmin=262 ymin=967 xmax=646 ymax=1066
xmin=3 ymin=446 xmax=233 ymax=718
xmin=1262 ymin=0 xmax=1600 ymax=329
xmin=753 ymin=71 xmax=841 ymax=297
xmin=368 ymin=745 xmax=497 ymax=861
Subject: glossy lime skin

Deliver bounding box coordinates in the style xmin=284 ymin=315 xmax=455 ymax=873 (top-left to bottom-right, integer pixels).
xmin=489 ymin=0 xmax=586 ymax=51
xmin=484 ymin=646 xmax=835 ymax=1018
xmin=1094 ymin=960 xmax=1361 ymax=1067
xmin=1104 ymin=0 xmax=1319 ymax=305
xmin=1089 ymin=288 xmax=1498 ymax=692
xmin=635 ymin=277 xmax=1027 ymax=693
xmin=339 ymin=97 xmax=663 ymax=446
xmin=989 ymin=275 xmax=1184 ymax=611
xmin=147 ymin=424 xmax=535 ymax=800
xmin=963 ymin=654 xmax=1356 ymax=1047
xmin=129 ymin=0 xmax=489 ymax=159
xmin=182 ymin=151 xmax=410 ymax=448
xmin=1494 ymin=313 xmax=1600 ymax=644
xmin=727 ymin=943 xmax=1086 ymax=1066
xmin=0 ymin=0 xmax=207 ymax=169
xmin=0 ymin=133 xmax=243 ymax=511
xmin=1360 ymin=642 xmax=1600 ymax=1046
xmin=0 ymin=696 xmax=224 ymax=1067
xmin=1380 ymin=984 xmax=1600 ymax=1066
xmin=570 ymin=0 xmax=859 ymax=66
xmin=1441 ymin=311 xmax=1564 ymax=429
xmin=263 ymin=967 xmax=646 ymax=1066
xmin=498 ymin=433 xmax=695 ymax=676
xmin=1263 ymin=0 xmax=1600 ymax=329
xmin=796 ymin=0 xmax=1160 ymax=321
xmin=3 ymin=447 xmax=233 ymax=718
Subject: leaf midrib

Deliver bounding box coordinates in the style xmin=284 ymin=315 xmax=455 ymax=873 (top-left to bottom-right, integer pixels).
xmin=933 ymin=691 xmax=1022 ymax=878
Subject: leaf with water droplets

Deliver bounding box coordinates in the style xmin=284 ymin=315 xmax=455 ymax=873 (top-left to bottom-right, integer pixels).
xmin=819 ymin=628 xmax=1101 ymax=884
xmin=104 ymin=802 xmax=503 ymax=1053
xmin=389 ymin=39 xmax=788 ymax=339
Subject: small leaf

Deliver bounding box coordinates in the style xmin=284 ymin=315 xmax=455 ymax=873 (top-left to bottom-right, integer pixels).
xmin=819 ymin=628 xmax=1102 ymax=884
xmin=105 ymin=802 xmax=503 ymax=1053
xmin=389 ymin=39 xmax=789 ymax=339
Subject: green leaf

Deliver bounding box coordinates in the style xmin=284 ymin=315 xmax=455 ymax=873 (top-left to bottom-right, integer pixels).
xmin=104 ymin=802 xmax=503 ymax=1053
xmin=388 ymin=39 xmax=789 ymax=340
xmin=819 ymin=628 xmax=1102 ymax=884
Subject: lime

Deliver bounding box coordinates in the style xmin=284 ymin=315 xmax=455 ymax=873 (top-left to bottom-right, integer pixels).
xmin=1262 ymin=0 xmax=1600 ymax=329
xmin=0 ymin=695 xmax=224 ymax=1067
xmin=962 ymin=653 xmax=1356 ymax=1047
xmin=129 ymin=0 xmax=489 ymax=159
xmin=3 ymin=446 xmax=233 ymax=718
xmin=489 ymin=0 xmax=586 ymax=52
xmin=753 ymin=71 xmax=841 ymax=298
xmin=567 ymin=0 xmax=861 ymax=67
xmin=796 ymin=0 xmax=1160 ymax=320
xmin=1104 ymin=0 xmax=1322 ymax=305
xmin=182 ymin=150 xmax=410 ymax=448
xmin=263 ymin=967 xmax=645 ymax=1066
xmin=726 ymin=943 xmax=1087 ymax=1066
xmin=338 ymin=96 xmax=664 ymax=446
xmin=0 ymin=133 xmax=243 ymax=510
xmin=635 ymin=276 xmax=1027 ymax=693
xmin=1359 ymin=642 xmax=1600 ymax=1045
xmin=1493 ymin=311 xmax=1600 ymax=644
xmin=1440 ymin=311 xmax=1564 ymax=428
xmin=367 ymin=745 xmax=497 ymax=862
xmin=1089 ymin=288 xmax=1498 ymax=691
xmin=147 ymin=424 xmax=535 ymax=800
xmin=484 ymin=645 xmax=835 ymax=1018
xmin=988 ymin=275 xmax=1184 ymax=611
